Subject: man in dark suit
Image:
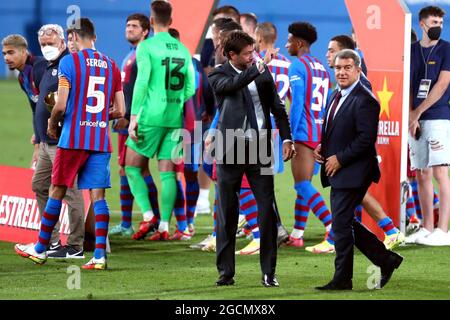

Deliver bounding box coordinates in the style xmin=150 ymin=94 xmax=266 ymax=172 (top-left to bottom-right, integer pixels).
xmin=313 ymin=49 xmax=403 ymax=290
xmin=208 ymin=30 xmax=295 ymax=287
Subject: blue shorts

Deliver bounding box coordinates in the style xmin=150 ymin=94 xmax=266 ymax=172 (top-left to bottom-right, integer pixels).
xmin=53 ymin=149 xmax=111 ymax=189
xmin=78 ymin=152 xmax=111 ymax=189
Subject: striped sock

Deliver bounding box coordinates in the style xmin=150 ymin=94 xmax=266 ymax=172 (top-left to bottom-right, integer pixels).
xmin=354 ymin=205 xmax=363 ymax=222
xmin=410 ymin=180 xmax=422 ymax=220
xmin=307 ymin=188 xmax=332 ymax=229
xmin=326 ymin=228 xmax=335 ymax=245
xmin=377 ymin=217 xmax=398 ymax=236
xmin=119 ymin=175 xmax=133 ymax=229
xmin=144 ymin=175 xmax=160 ymax=221
xmin=293 ymin=193 xmax=308 ymax=238
xmin=433 ymin=190 xmax=439 ymax=206
xmin=185 ymin=179 xmax=199 ymax=225
xmin=94 ymin=199 xmax=110 ymax=259
xmin=35 ymin=198 xmax=62 ymax=254
xmin=174 ymin=180 xmax=187 ymax=232
xmin=433 ymin=189 xmax=440 ymax=226
xmin=239 ymin=188 xmax=260 ymax=240
xmin=406 ymin=194 xmax=417 ymax=220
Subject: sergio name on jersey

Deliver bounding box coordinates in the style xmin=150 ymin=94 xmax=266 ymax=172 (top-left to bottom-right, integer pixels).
xmin=58 ymin=48 xmax=122 ymax=152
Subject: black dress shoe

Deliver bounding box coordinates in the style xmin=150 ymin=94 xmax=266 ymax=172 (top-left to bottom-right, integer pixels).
xmin=216 ymin=275 xmax=235 ymax=286
xmin=378 ymin=253 xmax=403 ymax=288
xmin=315 ymin=280 xmax=352 ymax=291
xmin=261 ymin=274 xmax=279 ymax=287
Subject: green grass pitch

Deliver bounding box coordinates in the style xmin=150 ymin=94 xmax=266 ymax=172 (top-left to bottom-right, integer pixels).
xmin=0 ymin=79 xmax=449 ymax=300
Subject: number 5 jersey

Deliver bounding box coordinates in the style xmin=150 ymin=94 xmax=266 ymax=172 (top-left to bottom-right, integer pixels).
xmin=57 ymin=48 xmax=122 ymax=152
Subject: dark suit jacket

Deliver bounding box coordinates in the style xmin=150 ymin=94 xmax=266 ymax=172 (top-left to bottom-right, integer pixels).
xmin=208 ymin=62 xmax=291 ymax=163
xmin=320 ymin=81 xmax=381 ymax=189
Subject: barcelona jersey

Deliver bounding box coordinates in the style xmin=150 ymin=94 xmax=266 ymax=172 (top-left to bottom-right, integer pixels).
xmin=58 ymin=48 xmax=122 ymax=152
xmin=257 ymin=50 xmax=291 ymax=102
xmin=288 ymin=53 xmax=331 ymax=143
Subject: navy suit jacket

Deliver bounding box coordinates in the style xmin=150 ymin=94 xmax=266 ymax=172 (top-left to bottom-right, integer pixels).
xmin=320 ymin=81 xmax=381 ymax=189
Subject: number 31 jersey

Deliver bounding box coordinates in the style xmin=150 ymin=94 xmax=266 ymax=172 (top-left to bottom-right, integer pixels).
xmin=58 ymin=48 xmax=122 ymax=152
xmin=131 ymin=32 xmax=195 ymax=128
xmin=288 ymin=53 xmax=331 ymax=143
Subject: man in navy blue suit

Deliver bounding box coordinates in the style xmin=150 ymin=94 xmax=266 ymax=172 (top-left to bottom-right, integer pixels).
xmin=313 ymin=49 xmax=403 ymax=290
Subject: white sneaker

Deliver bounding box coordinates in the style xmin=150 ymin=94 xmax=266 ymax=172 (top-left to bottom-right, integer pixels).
xmin=195 ymin=199 xmax=211 ymax=215
xmin=405 ymin=227 xmax=431 ymax=244
xmin=189 ymin=234 xmax=212 ymax=249
xmin=82 ymin=256 xmax=107 ymax=270
xmin=201 ymin=236 xmax=216 ymax=252
xmin=15 ymin=243 xmax=47 ymax=264
xmin=416 ymin=228 xmax=450 ymax=246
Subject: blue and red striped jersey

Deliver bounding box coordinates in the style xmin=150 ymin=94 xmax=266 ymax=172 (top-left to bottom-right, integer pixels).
xmin=58 ymin=48 xmax=122 ymax=152
xmin=288 ymin=53 xmax=331 ymax=143
xmin=257 ymin=51 xmax=291 ymax=102
xmin=112 ymin=46 xmax=137 ymax=134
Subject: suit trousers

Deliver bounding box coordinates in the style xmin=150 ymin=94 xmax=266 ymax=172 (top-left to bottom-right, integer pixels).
xmin=216 ymin=160 xmax=278 ymax=278
xmin=330 ymin=183 xmax=393 ymax=283
xmin=31 ymin=143 xmax=85 ymax=250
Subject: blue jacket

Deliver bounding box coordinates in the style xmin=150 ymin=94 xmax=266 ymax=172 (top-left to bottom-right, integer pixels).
xmin=34 ymin=48 xmax=69 ymax=144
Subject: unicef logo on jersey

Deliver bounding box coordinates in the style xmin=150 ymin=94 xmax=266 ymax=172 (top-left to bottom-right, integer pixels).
xmin=79 ymin=120 xmax=108 ymax=128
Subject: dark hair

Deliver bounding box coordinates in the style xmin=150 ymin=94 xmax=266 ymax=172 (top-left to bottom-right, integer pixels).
xmin=67 ymin=18 xmax=95 ymax=40
xmin=213 ymin=5 xmax=240 ymax=21
xmin=240 ymin=13 xmax=257 ymax=27
xmin=221 ymin=20 xmax=242 ymax=33
xmin=331 ymin=35 xmax=355 ymax=50
xmin=223 ymin=30 xmax=254 ymax=59
xmin=127 ymin=13 xmax=150 ymax=38
xmin=288 ymin=22 xmax=317 ymax=45
xmin=151 ymin=0 xmax=172 ymax=26
xmin=256 ymin=22 xmax=277 ymax=44
xmin=419 ymin=5 xmax=445 ymax=20
xmin=212 ymin=17 xmax=233 ymax=31
xmin=169 ymin=28 xmax=180 ymax=40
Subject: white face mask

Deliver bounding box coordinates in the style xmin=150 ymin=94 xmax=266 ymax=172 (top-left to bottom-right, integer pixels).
xmin=41 ymin=45 xmax=60 ymax=61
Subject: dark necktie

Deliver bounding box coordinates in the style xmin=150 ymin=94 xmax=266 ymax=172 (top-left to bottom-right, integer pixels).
xmin=326 ymin=91 xmax=342 ymax=134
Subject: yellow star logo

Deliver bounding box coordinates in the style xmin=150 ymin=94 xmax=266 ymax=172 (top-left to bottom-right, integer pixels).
xmin=376 ymin=77 xmax=394 ymax=118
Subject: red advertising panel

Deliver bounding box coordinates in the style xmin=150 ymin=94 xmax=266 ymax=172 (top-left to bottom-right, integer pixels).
xmin=0 ymin=165 xmax=91 ymax=244
xmin=345 ymin=0 xmax=411 ymax=238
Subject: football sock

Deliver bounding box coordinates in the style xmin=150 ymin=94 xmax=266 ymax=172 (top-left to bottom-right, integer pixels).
xmin=185 ymin=179 xmax=199 ymax=225
xmin=239 ymin=188 xmax=260 ymax=240
xmin=377 ymin=216 xmax=399 ymax=236
xmin=144 ymin=175 xmax=160 ymax=220
xmin=93 ymin=199 xmax=109 ymax=259
xmin=35 ymin=197 xmax=62 ymax=254
xmin=410 ymin=180 xmax=422 ymax=220
xmin=295 ymin=180 xmax=332 ymax=229
xmin=173 ymin=180 xmax=187 ymax=232
xmin=119 ymin=175 xmax=133 ymax=229
xmin=125 ymin=166 xmax=152 ymax=216
xmin=160 ymin=171 xmax=177 ymax=227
